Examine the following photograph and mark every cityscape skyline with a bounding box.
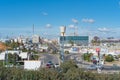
[0,0,120,38]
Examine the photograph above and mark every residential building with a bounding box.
[32,35,40,44]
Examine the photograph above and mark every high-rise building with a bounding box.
[32,35,40,44]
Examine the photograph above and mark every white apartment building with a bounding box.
[32,35,40,44]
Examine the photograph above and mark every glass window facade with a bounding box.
[60,36,89,46]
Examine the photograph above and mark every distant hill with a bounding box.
[0,42,7,51]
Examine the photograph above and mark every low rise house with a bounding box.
[24,60,41,70]
[19,52,28,60]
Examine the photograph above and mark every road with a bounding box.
[39,53,120,74]
[47,43,59,52]
[65,53,120,72]
[40,53,59,67]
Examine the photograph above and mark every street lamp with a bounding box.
[60,26,66,62]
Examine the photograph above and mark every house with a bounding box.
[0,53,5,60]
[0,50,20,60]
[24,60,41,70]
[19,52,28,60]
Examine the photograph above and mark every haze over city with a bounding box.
[0,0,120,38]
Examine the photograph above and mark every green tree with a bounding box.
[0,62,120,80]
[7,53,21,65]
[31,55,39,60]
[105,55,114,62]
[60,60,78,73]
[64,68,80,80]
[83,53,93,62]
[65,51,69,54]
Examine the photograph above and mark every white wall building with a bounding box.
[19,52,28,60]
[32,35,40,44]
[0,53,5,60]
[0,50,27,60]
[14,38,18,43]
[24,60,41,70]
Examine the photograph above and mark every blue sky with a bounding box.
[0,0,120,39]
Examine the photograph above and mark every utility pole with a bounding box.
[5,49,8,67]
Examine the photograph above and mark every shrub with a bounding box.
[83,53,93,62]
[105,55,114,62]
[65,51,69,54]
[0,60,120,80]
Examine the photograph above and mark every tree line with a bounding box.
[0,60,120,80]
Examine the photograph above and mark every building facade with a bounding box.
[59,36,89,46]
[32,35,40,44]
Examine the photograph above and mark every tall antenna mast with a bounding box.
[33,24,34,35]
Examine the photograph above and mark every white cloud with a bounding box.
[82,18,95,23]
[68,24,78,29]
[46,24,52,28]
[72,18,78,24]
[98,27,110,32]
[68,24,75,28]
[42,12,48,16]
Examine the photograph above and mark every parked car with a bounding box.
[46,63,51,68]
[54,63,60,68]
[46,61,54,68]
[48,61,53,65]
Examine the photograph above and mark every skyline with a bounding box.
[0,0,120,38]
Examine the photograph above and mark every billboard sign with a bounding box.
[96,48,100,52]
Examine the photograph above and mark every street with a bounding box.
[65,53,120,74]
[40,53,59,67]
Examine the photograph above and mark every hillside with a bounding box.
[0,42,7,51]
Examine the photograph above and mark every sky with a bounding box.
[0,0,120,39]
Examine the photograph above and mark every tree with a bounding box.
[65,51,69,54]
[7,53,21,65]
[91,36,100,46]
[31,55,39,60]
[64,68,80,80]
[0,61,120,80]
[118,54,120,58]
[105,55,114,62]
[60,60,78,73]
[83,53,93,62]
